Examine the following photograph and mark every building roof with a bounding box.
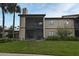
[19,13,79,19]
[45,17,75,20]
[45,14,79,19]
[18,14,46,17]
[62,14,79,18]
[63,14,79,16]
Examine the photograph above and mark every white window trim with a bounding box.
[48,32,54,36]
[49,20,54,24]
[65,20,69,24]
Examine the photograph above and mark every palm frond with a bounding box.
[0,3,8,13]
[7,3,21,13]
[16,6,21,13]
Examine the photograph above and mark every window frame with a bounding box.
[49,20,54,24]
[48,31,54,36]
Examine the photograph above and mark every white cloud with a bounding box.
[20,3,79,17]
[46,3,77,17]
[55,3,76,12]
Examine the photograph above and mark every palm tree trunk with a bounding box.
[2,9,5,38]
[13,12,15,38]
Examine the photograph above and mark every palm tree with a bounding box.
[7,26,13,38]
[0,26,2,38]
[0,3,8,38]
[7,3,21,38]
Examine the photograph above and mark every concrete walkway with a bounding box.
[0,53,47,56]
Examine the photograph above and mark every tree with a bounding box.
[0,3,8,38]
[7,26,13,38]
[0,26,2,38]
[7,3,21,38]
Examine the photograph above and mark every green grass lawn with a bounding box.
[0,40,79,56]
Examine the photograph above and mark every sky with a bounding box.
[0,3,79,27]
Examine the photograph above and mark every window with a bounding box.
[49,20,54,24]
[48,32,54,36]
[48,32,51,36]
[65,20,69,24]
[38,22,42,25]
[51,32,54,36]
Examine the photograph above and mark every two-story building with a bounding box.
[18,8,79,40]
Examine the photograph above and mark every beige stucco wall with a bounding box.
[45,28,75,38]
[45,18,75,38]
[45,19,74,28]
[19,16,26,40]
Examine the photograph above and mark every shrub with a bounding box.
[46,36,60,41]
[57,28,72,38]
[45,36,79,41]
[63,36,79,41]
[0,38,15,43]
